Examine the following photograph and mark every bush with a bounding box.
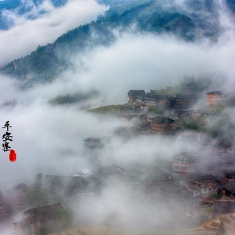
[58,207,74,229]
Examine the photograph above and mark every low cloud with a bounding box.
[0,0,108,67]
[64,32,235,104]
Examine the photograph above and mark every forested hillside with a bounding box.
[1,0,234,86]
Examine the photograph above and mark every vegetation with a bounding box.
[49,91,99,105]
[184,118,201,131]
[26,187,49,207]
[148,106,159,114]
[87,105,125,114]
[0,0,223,85]
[39,228,47,235]
[35,173,43,187]
[26,173,56,207]
[58,207,74,230]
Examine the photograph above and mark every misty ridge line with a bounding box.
[1,0,235,86]
[0,1,235,234]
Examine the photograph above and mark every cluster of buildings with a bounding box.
[115,89,235,136]
[3,88,235,234]
[2,146,235,235]
[127,90,194,109]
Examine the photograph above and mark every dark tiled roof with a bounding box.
[188,173,215,181]
[224,181,235,194]
[14,183,29,192]
[150,116,175,123]
[98,165,127,177]
[24,203,63,220]
[213,200,235,213]
[176,94,195,99]
[84,137,101,143]
[128,90,145,96]
[144,94,158,100]
[44,175,85,189]
[160,183,188,195]
[206,91,222,95]
[221,168,235,175]
[173,152,196,162]
[141,173,171,182]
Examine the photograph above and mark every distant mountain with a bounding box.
[1,0,235,86]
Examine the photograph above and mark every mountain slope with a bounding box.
[1,0,234,86]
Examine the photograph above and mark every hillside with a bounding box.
[1,0,235,85]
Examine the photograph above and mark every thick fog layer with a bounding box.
[1,0,235,235]
[0,0,107,67]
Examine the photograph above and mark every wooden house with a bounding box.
[125,163,172,186]
[187,173,218,198]
[13,203,63,235]
[5,183,29,211]
[175,109,202,122]
[44,175,86,196]
[175,94,196,108]
[220,168,235,184]
[150,116,176,135]
[223,181,235,197]
[0,190,12,218]
[133,120,152,135]
[206,91,223,106]
[156,95,176,108]
[98,165,127,178]
[172,152,195,176]
[127,90,145,104]
[74,169,92,177]
[134,95,144,106]
[83,137,104,149]
[143,94,157,106]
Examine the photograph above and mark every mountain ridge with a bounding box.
[1,0,234,86]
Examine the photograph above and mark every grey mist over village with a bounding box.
[1,0,235,235]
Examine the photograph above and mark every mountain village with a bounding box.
[1,86,235,235]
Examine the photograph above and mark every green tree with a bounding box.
[35,173,43,187]
[184,118,200,131]
[26,187,49,207]
[58,207,74,229]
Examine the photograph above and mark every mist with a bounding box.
[1,0,235,234]
[0,0,108,67]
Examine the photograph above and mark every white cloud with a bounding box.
[65,32,235,104]
[0,0,108,67]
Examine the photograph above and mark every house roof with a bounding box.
[206,91,222,95]
[5,183,29,199]
[213,200,235,213]
[141,173,171,182]
[144,94,158,100]
[23,203,63,220]
[173,152,196,162]
[176,94,195,99]
[44,175,86,189]
[188,173,215,181]
[14,183,29,192]
[84,137,101,143]
[128,90,145,96]
[98,165,127,175]
[224,181,235,194]
[83,138,104,149]
[74,169,92,177]
[160,183,188,195]
[0,190,6,201]
[150,116,175,123]
[221,168,235,175]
